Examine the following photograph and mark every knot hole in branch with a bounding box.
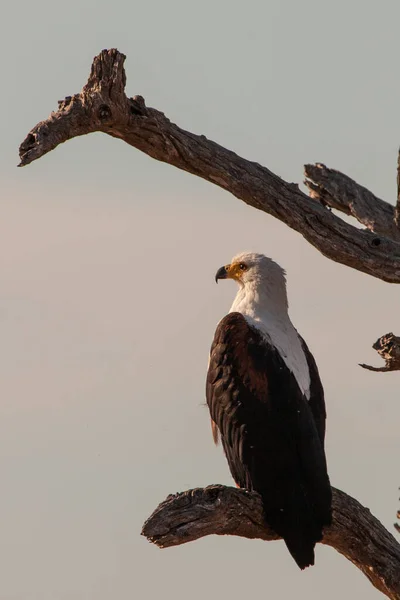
[98,104,112,121]
[370,237,381,247]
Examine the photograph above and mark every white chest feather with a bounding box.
[249,315,310,399]
[230,289,311,399]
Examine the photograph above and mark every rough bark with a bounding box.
[19,49,400,285]
[17,51,400,372]
[142,485,400,600]
[360,333,400,372]
[304,163,400,240]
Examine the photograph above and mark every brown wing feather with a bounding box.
[211,418,219,445]
[206,312,332,570]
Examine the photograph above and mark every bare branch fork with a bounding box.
[18,49,400,371]
[18,49,400,594]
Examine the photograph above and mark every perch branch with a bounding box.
[142,485,400,600]
[19,49,400,283]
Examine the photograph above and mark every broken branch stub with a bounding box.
[360,333,400,372]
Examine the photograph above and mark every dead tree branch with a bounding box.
[19,49,400,284]
[18,49,400,374]
[304,163,399,240]
[360,333,400,372]
[142,485,400,600]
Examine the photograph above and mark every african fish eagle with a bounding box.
[206,252,332,569]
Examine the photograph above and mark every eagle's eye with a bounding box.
[239,263,247,271]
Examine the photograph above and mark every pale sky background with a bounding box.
[2,0,400,598]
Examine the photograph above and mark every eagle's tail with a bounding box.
[261,491,330,570]
[282,529,318,570]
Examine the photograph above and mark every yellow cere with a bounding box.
[226,262,246,280]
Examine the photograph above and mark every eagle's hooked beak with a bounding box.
[215,265,229,283]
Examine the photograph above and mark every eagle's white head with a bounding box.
[215,251,310,398]
[215,252,289,315]
[215,252,286,288]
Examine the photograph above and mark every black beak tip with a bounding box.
[215,266,227,283]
